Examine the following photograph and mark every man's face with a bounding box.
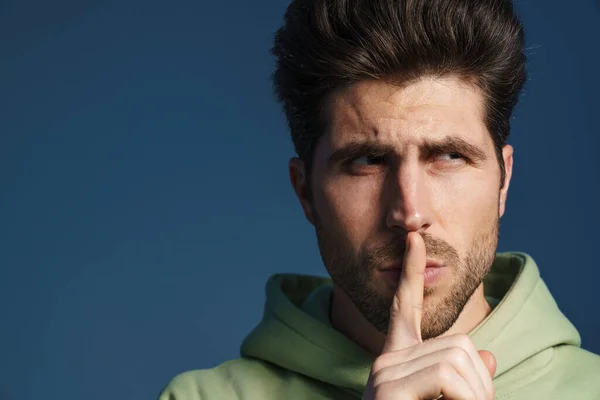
[294,76,512,340]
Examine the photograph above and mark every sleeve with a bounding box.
[157,369,237,400]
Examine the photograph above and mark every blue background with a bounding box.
[1,1,599,399]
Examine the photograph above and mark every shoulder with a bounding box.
[541,346,600,398]
[494,345,600,399]
[552,345,600,377]
[157,358,289,400]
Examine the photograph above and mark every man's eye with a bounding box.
[435,152,465,161]
[351,155,386,165]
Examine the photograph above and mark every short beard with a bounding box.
[315,216,499,340]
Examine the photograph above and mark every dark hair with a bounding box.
[272,0,527,188]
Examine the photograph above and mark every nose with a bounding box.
[385,162,433,233]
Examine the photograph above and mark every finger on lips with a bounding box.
[382,232,427,353]
[369,232,495,400]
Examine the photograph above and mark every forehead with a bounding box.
[325,76,491,148]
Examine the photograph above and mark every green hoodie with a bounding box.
[159,253,600,399]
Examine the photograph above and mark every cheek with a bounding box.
[434,175,499,251]
[316,177,382,246]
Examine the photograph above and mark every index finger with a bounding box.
[382,231,427,353]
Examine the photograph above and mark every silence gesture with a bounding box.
[363,232,497,400]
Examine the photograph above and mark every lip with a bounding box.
[380,259,444,271]
[379,259,446,286]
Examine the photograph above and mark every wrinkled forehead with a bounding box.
[324,76,491,149]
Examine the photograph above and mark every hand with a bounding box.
[363,232,497,400]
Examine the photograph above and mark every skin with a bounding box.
[290,76,513,398]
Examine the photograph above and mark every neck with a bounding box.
[330,283,492,356]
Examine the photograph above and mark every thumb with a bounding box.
[478,350,497,378]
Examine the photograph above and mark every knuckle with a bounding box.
[378,381,410,400]
[372,353,392,372]
[372,381,394,399]
[433,361,454,382]
[390,295,402,313]
[454,333,475,351]
[412,302,423,313]
[370,368,388,388]
[447,347,470,368]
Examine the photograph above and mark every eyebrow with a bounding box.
[421,136,487,161]
[328,136,487,165]
[328,141,395,166]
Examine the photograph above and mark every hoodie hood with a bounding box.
[240,253,581,397]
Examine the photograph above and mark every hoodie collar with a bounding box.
[241,253,580,395]
[470,253,580,378]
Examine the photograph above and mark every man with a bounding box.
[159,0,600,398]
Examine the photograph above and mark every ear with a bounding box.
[289,157,315,225]
[499,144,514,218]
